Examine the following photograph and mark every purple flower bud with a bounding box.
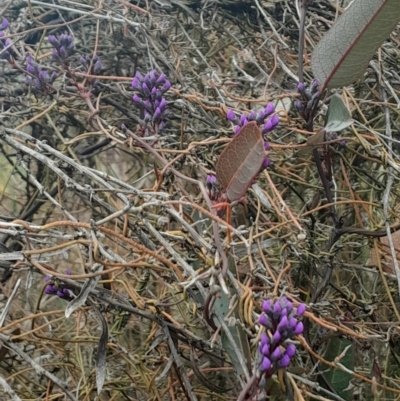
[227,109,236,121]
[264,141,270,151]
[135,71,143,80]
[234,126,240,135]
[279,354,291,368]
[153,107,162,122]
[156,73,166,85]
[142,82,150,97]
[159,98,167,110]
[263,115,279,133]
[59,46,67,59]
[260,332,269,346]
[206,175,217,186]
[295,100,304,112]
[297,82,304,91]
[271,347,282,361]
[272,330,281,344]
[44,276,51,283]
[94,60,102,74]
[286,343,296,358]
[132,94,141,103]
[66,269,71,275]
[273,301,281,315]
[248,110,256,121]
[158,121,166,132]
[48,35,58,47]
[0,18,9,30]
[278,315,288,331]
[294,322,304,335]
[256,109,266,123]
[240,114,248,126]
[262,299,271,313]
[311,79,319,94]
[50,71,57,82]
[296,303,306,316]
[163,80,171,91]
[261,343,270,357]
[265,102,275,116]
[27,64,35,74]
[262,158,271,169]
[261,357,271,372]
[289,317,297,330]
[259,313,269,327]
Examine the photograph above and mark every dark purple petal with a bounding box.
[265,102,275,116]
[206,175,217,186]
[278,315,288,331]
[0,18,9,30]
[261,343,270,357]
[262,158,271,169]
[289,317,297,329]
[260,332,269,346]
[48,35,58,47]
[259,313,269,327]
[239,114,248,126]
[286,343,296,358]
[262,299,271,313]
[132,94,141,103]
[261,357,271,371]
[272,330,281,344]
[279,354,291,368]
[273,301,281,315]
[227,109,236,121]
[163,80,171,91]
[248,110,256,121]
[271,347,282,361]
[296,304,306,316]
[294,322,304,335]
[159,98,167,110]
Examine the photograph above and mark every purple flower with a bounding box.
[25,55,57,92]
[48,33,74,61]
[0,18,9,31]
[296,303,306,316]
[258,296,306,375]
[265,102,275,116]
[279,354,291,368]
[226,109,236,122]
[261,357,271,372]
[286,343,296,358]
[263,115,279,133]
[131,69,171,135]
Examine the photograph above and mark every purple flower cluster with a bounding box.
[0,17,11,59]
[295,81,320,121]
[79,54,102,75]
[44,270,72,300]
[258,296,305,373]
[132,69,171,135]
[226,103,279,136]
[226,103,279,169]
[48,34,74,62]
[25,55,57,92]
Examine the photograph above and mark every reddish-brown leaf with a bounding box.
[216,122,265,202]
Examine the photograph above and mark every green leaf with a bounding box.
[311,0,400,89]
[323,337,354,401]
[213,257,252,376]
[325,94,353,132]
